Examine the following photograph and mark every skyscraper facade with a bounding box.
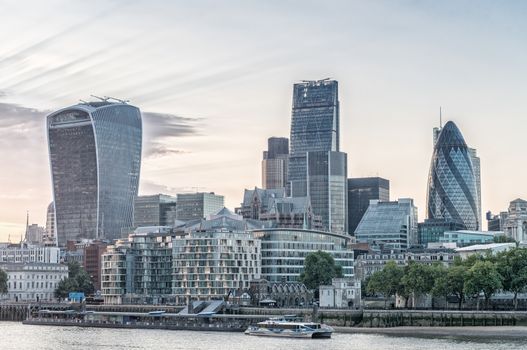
[307,151,347,233]
[262,137,289,189]
[469,148,482,229]
[347,177,390,235]
[47,101,142,245]
[134,194,177,227]
[175,192,224,221]
[355,198,418,251]
[427,121,479,230]
[288,79,339,197]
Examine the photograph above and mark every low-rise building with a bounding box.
[1,262,68,302]
[405,248,457,266]
[319,278,361,309]
[354,252,406,281]
[253,228,354,283]
[440,230,499,247]
[455,243,515,259]
[0,244,60,264]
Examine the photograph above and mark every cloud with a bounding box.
[143,142,189,159]
[141,111,202,139]
[0,102,48,133]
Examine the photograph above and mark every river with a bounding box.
[0,322,525,349]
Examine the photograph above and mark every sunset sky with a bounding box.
[1,0,526,241]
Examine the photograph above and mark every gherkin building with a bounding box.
[426,121,479,230]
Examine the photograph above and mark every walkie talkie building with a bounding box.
[426,121,479,230]
[47,101,142,245]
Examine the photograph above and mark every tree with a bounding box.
[0,268,7,294]
[55,261,95,299]
[464,260,502,310]
[366,261,404,308]
[446,265,467,310]
[430,264,448,308]
[401,262,435,308]
[299,251,343,292]
[496,248,527,309]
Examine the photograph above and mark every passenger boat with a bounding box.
[244,317,333,338]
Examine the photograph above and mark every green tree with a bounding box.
[445,265,468,310]
[55,261,95,299]
[464,260,502,310]
[366,261,404,308]
[0,268,7,294]
[299,251,343,291]
[430,264,449,308]
[496,248,527,309]
[401,262,436,308]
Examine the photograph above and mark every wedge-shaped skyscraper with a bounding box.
[47,101,142,245]
[427,121,479,230]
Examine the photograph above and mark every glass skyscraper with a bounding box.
[427,121,479,230]
[262,137,289,189]
[288,79,339,197]
[347,177,390,235]
[47,101,142,245]
[307,151,347,233]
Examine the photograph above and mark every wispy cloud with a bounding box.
[144,142,189,159]
[0,102,48,131]
[141,111,203,139]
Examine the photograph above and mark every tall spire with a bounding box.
[439,106,442,128]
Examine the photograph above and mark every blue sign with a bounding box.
[68,292,85,302]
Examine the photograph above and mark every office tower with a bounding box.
[427,121,479,230]
[347,177,390,235]
[469,148,482,229]
[355,198,418,251]
[47,100,142,244]
[25,224,46,244]
[175,192,224,221]
[262,137,289,189]
[288,79,339,197]
[134,194,177,227]
[487,211,507,232]
[307,151,347,233]
[45,202,56,244]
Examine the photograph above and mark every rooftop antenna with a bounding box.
[439,106,443,128]
[90,94,109,102]
[79,99,88,104]
[104,96,129,104]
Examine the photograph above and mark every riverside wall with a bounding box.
[3,303,527,328]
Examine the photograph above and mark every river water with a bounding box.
[0,322,525,350]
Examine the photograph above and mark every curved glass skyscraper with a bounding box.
[426,121,479,230]
[47,101,142,245]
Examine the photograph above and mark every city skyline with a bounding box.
[2,1,527,240]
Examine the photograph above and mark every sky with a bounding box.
[0,0,526,241]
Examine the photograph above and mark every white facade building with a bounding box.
[1,262,68,302]
[319,278,361,309]
[0,245,61,264]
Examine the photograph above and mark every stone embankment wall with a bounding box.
[0,304,29,321]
